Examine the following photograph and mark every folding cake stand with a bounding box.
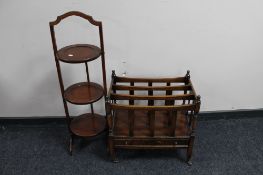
[50,11,107,155]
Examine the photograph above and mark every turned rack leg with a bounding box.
[108,137,118,163]
[186,136,195,166]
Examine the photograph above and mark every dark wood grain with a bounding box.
[64,82,104,105]
[115,76,186,83]
[109,104,196,111]
[70,113,106,137]
[110,93,195,101]
[49,11,108,155]
[57,44,101,63]
[106,71,201,164]
[113,111,188,137]
[112,84,192,91]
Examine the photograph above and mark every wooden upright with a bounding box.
[49,11,107,155]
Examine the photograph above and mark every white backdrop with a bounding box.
[0,0,263,117]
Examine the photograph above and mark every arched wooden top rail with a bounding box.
[49,11,102,27]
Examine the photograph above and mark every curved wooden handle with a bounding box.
[49,11,102,27]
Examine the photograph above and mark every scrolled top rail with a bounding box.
[49,11,102,27]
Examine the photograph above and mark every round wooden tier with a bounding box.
[57,44,101,63]
[64,82,104,105]
[70,113,106,137]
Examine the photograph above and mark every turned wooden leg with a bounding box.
[69,134,74,156]
[187,136,195,166]
[108,137,118,163]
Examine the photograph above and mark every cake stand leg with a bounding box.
[69,134,74,156]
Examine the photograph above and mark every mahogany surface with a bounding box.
[106,70,201,164]
[64,82,104,105]
[114,110,189,137]
[57,44,101,63]
[49,11,108,155]
[70,113,106,137]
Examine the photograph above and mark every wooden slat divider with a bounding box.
[148,82,154,106]
[111,71,117,99]
[148,82,154,131]
[109,104,196,111]
[110,93,195,101]
[129,82,134,105]
[165,82,175,106]
[183,89,187,105]
[165,82,173,126]
[165,82,171,105]
[170,111,177,136]
[128,82,135,136]
[112,84,192,91]
[150,110,155,137]
[115,76,186,83]
[128,110,134,136]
